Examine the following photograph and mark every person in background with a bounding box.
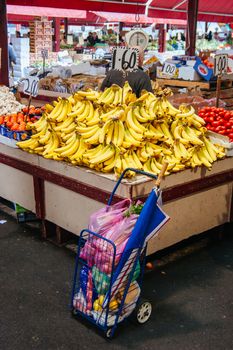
[8,37,17,69]
[87,32,94,46]
[92,32,100,45]
[100,46,153,97]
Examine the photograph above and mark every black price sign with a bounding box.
[111,47,139,72]
[22,76,39,97]
[214,54,228,76]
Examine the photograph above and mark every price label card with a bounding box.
[162,62,177,77]
[214,54,228,76]
[41,49,49,59]
[22,76,39,97]
[111,47,139,72]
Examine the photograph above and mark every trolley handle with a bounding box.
[107,168,157,206]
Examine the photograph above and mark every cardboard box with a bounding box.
[178,66,202,81]
[194,57,214,81]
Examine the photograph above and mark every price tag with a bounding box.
[111,47,139,72]
[162,62,177,77]
[41,49,48,59]
[214,54,228,76]
[22,76,39,97]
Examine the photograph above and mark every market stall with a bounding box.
[0,141,232,254]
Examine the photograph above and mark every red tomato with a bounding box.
[209,116,215,122]
[228,133,233,139]
[218,130,226,135]
[224,112,230,120]
[212,121,221,127]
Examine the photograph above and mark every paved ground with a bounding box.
[0,209,233,350]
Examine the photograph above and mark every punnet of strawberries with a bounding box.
[198,106,233,142]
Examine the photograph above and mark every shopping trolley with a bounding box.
[71,166,168,338]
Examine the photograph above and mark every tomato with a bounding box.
[226,128,232,134]
[228,133,233,139]
[0,116,4,124]
[199,112,205,118]
[209,116,215,122]
[224,122,232,128]
[224,112,230,120]
[218,130,226,135]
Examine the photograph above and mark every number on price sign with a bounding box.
[22,76,39,97]
[214,54,228,76]
[111,47,139,72]
[162,62,177,77]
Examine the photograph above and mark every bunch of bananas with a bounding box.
[17,82,226,178]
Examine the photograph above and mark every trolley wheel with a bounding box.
[105,328,113,339]
[71,308,78,316]
[135,298,152,324]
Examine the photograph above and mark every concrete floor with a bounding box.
[0,209,233,350]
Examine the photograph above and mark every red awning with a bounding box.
[92,11,186,25]
[7,5,87,18]
[6,0,233,23]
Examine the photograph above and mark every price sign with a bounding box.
[111,47,139,72]
[22,76,39,97]
[214,54,228,76]
[41,49,48,59]
[162,62,177,77]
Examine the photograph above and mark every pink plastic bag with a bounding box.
[88,198,131,235]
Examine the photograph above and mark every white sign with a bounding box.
[111,47,139,72]
[162,62,177,77]
[22,76,39,97]
[214,54,228,76]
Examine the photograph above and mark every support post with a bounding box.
[64,18,68,40]
[158,24,166,53]
[185,0,199,56]
[53,18,60,52]
[0,0,9,86]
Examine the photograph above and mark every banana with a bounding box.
[177,105,195,118]
[56,100,71,122]
[137,148,148,163]
[139,105,152,121]
[106,122,114,145]
[78,125,100,139]
[173,141,183,160]
[143,159,153,174]
[61,122,76,134]
[85,101,94,121]
[70,138,88,162]
[76,101,91,122]
[43,132,60,155]
[89,145,115,164]
[99,119,112,144]
[150,158,161,174]
[177,140,190,159]
[68,101,86,118]
[112,88,120,106]
[159,121,173,143]
[47,99,64,121]
[116,120,125,147]
[31,121,48,138]
[131,150,143,169]
[127,108,145,134]
[54,133,76,154]
[182,126,203,146]
[39,128,52,145]
[127,125,144,142]
[133,106,149,123]
[98,87,113,103]
[192,151,202,166]
[197,148,212,168]
[17,137,39,149]
[54,116,74,132]
[102,89,115,105]
[61,135,80,158]
[84,129,102,145]
[112,120,119,146]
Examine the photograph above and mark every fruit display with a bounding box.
[0,106,44,132]
[17,82,226,177]
[0,86,24,116]
[198,106,233,142]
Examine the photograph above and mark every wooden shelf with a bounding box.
[157,78,210,89]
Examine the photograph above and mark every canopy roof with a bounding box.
[6,0,233,22]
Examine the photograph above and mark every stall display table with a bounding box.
[0,142,232,254]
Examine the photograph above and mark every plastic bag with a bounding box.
[88,198,131,235]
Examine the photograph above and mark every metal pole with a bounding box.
[185,0,199,56]
[53,18,61,52]
[216,74,222,108]
[64,18,68,40]
[158,24,166,53]
[0,0,9,86]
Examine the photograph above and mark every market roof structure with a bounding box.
[6,0,233,22]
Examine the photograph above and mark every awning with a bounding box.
[92,11,187,25]
[6,5,87,18]
[6,0,233,23]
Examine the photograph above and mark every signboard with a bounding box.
[162,62,177,77]
[111,47,139,72]
[22,76,39,97]
[214,54,228,76]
